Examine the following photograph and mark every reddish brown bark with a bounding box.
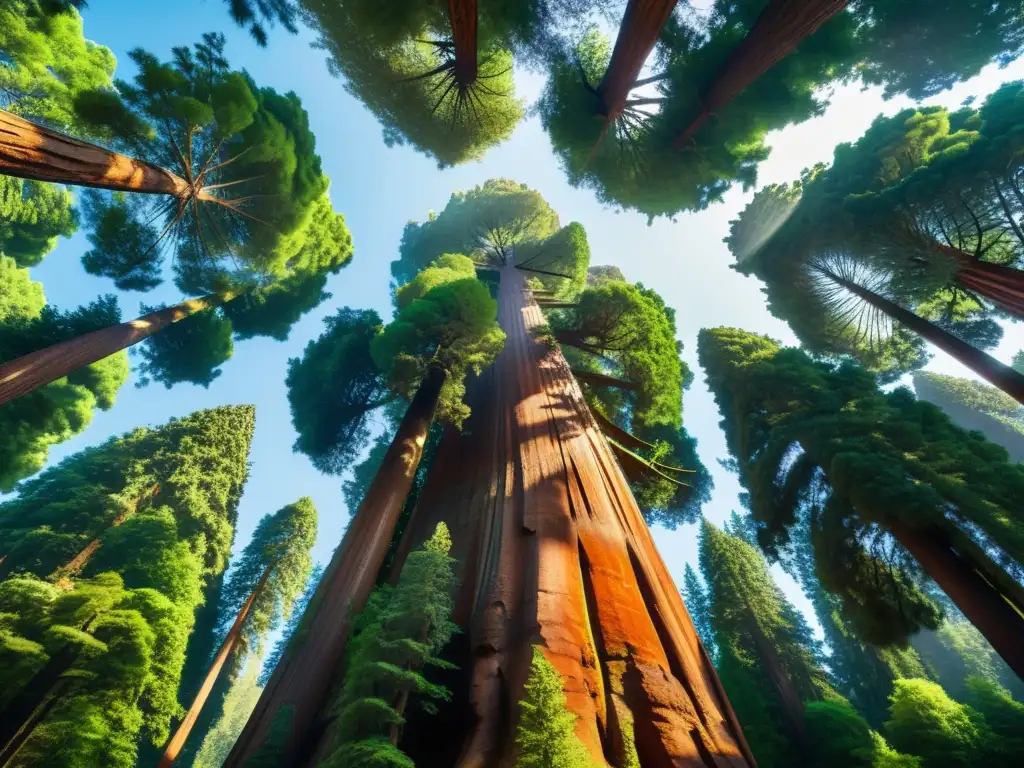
[449,0,479,85]
[937,244,1024,317]
[673,0,847,147]
[831,272,1024,404]
[0,291,236,407]
[0,109,191,196]
[887,519,1024,682]
[158,564,272,767]
[224,365,447,768]
[598,0,679,120]
[393,269,753,767]
[571,368,639,391]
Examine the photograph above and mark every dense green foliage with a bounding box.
[698,519,836,767]
[0,406,255,766]
[392,179,560,284]
[176,497,316,766]
[515,221,591,299]
[514,645,595,768]
[0,256,129,490]
[697,327,1024,648]
[134,303,235,389]
[0,177,77,267]
[884,679,993,767]
[222,0,298,46]
[301,0,525,168]
[912,372,1024,462]
[318,523,457,767]
[804,700,918,768]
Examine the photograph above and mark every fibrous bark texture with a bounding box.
[390,267,753,767]
[224,365,446,767]
[0,292,235,407]
[0,109,190,196]
[599,0,679,119]
[938,244,1024,318]
[674,0,847,146]
[449,0,479,84]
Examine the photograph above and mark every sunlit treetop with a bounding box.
[74,32,333,291]
[0,177,77,267]
[393,178,560,284]
[515,221,591,299]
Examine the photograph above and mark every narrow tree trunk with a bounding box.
[743,602,808,748]
[516,265,573,280]
[49,484,161,581]
[225,365,447,768]
[597,0,679,119]
[571,368,638,390]
[0,677,75,767]
[0,291,236,407]
[887,519,1024,683]
[0,109,191,196]
[831,273,1024,404]
[937,244,1024,317]
[673,0,847,147]
[449,0,478,85]
[158,564,273,767]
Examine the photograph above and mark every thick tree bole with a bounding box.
[158,565,273,767]
[0,292,234,407]
[0,109,191,196]
[937,244,1024,317]
[571,368,639,390]
[598,0,679,119]
[673,0,847,147]
[449,0,478,84]
[224,365,446,768]
[887,519,1024,682]
[831,274,1024,404]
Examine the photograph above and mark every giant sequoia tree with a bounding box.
[0,405,255,767]
[698,326,1024,682]
[229,195,751,765]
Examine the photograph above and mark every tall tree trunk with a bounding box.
[0,109,193,196]
[0,616,96,754]
[571,368,639,390]
[225,365,447,768]
[0,291,236,407]
[449,0,478,85]
[887,519,1024,683]
[673,0,847,147]
[0,677,76,767]
[743,602,808,749]
[937,244,1024,317]
[49,483,161,581]
[158,564,273,767]
[391,269,753,767]
[831,272,1024,404]
[597,0,679,119]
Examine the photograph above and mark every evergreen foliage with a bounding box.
[392,179,560,284]
[0,177,77,267]
[0,406,254,766]
[805,700,918,768]
[192,660,263,768]
[319,523,458,766]
[0,256,128,490]
[698,327,1024,648]
[134,303,234,389]
[681,563,715,657]
[514,645,594,768]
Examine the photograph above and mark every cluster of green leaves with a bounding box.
[0,406,256,766]
[697,327,1024,648]
[392,179,560,284]
[0,255,129,490]
[318,523,458,767]
[514,646,596,768]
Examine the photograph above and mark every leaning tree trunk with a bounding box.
[0,109,193,196]
[0,290,236,407]
[158,564,273,767]
[597,0,679,120]
[0,676,77,767]
[571,368,639,390]
[449,0,478,85]
[830,272,1024,404]
[886,519,1024,683]
[674,0,847,147]
[376,267,755,767]
[224,365,447,767]
[937,244,1024,317]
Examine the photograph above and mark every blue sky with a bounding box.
[21,0,1024,639]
